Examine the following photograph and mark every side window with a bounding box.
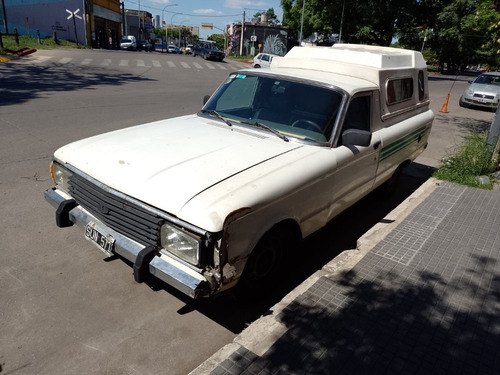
[343,95,371,131]
[261,54,270,62]
[418,70,425,101]
[386,77,413,104]
[339,94,371,145]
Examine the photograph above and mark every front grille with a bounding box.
[69,173,163,247]
[473,93,495,100]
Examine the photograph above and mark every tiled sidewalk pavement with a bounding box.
[211,182,500,375]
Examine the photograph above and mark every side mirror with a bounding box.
[342,129,372,147]
[203,95,211,105]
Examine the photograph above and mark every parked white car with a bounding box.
[253,52,275,68]
[45,44,434,299]
[120,35,137,51]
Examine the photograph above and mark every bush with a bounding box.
[433,132,498,189]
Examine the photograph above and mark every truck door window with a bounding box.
[339,95,371,145]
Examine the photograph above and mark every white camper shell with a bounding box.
[45,45,434,298]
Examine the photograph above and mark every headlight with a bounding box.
[50,162,72,192]
[161,224,200,265]
[466,89,474,95]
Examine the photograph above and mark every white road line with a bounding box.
[166,61,175,68]
[57,57,73,64]
[101,59,112,66]
[216,64,227,70]
[137,60,146,67]
[80,58,92,65]
[34,56,53,64]
[119,59,128,66]
[205,63,216,70]
[180,62,190,69]
[192,62,203,69]
[152,60,161,67]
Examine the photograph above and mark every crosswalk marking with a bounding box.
[11,54,248,71]
[57,57,72,64]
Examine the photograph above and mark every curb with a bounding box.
[190,177,440,374]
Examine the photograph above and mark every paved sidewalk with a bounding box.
[192,179,500,374]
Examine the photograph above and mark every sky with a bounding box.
[123,0,284,39]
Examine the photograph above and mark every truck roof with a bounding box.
[272,44,426,86]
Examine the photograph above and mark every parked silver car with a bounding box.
[459,72,500,110]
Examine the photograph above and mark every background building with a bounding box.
[0,0,121,49]
[124,9,153,41]
[228,16,290,57]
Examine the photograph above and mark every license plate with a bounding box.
[476,98,488,103]
[85,222,115,257]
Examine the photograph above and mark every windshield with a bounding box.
[475,74,500,85]
[202,73,343,143]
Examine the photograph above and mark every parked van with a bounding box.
[120,35,137,51]
[45,44,433,299]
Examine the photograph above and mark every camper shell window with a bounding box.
[386,77,413,105]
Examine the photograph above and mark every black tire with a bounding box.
[254,64,261,68]
[238,230,286,295]
[379,164,404,198]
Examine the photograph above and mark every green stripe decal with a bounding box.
[381,127,427,161]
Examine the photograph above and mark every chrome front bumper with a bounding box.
[44,188,210,299]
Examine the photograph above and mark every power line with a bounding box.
[123,0,240,18]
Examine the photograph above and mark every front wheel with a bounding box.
[238,231,285,295]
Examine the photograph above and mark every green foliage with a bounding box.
[253,8,280,26]
[0,34,84,54]
[281,0,414,45]
[433,132,498,189]
[281,0,500,71]
[154,27,165,37]
[207,34,225,50]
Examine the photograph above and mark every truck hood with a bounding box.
[55,114,302,217]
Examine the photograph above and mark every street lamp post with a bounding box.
[299,0,306,43]
[171,13,184,49]
[162,3,178,52]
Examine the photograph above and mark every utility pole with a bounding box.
[121,2,126,36]
[239,10,245,56]
[1,0,8,34]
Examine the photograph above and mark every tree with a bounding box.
[433,0,500,71]
[396,0,500,72]
[280,0,416,45]
[208,34,225,50]
[253,8,280,26]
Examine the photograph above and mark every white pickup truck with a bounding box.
[45,44,434,299]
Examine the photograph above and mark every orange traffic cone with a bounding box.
[440,93,450,113]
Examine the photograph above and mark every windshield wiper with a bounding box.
[200,109,232,127]
[243,121,289,142]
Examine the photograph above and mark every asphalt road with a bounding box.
[0,48,495,375]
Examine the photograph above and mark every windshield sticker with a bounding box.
[235,74,246,79]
